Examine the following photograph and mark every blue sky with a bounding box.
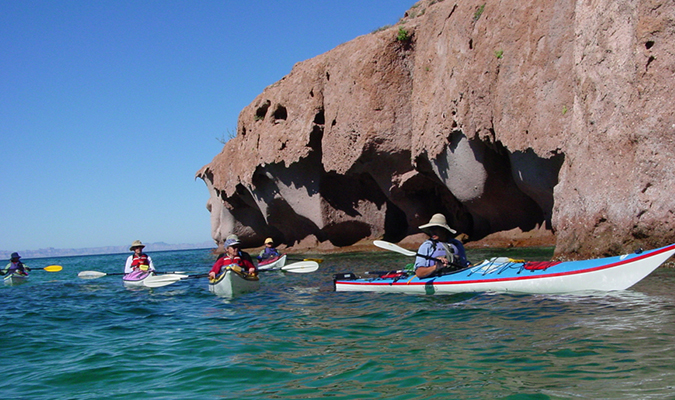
[1,0,415,252]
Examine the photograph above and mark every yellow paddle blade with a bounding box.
[304,258,323,263]
[44,265,63,272]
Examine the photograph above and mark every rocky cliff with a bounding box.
[197,0,675,259]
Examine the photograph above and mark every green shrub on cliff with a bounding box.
[397,27,410,42]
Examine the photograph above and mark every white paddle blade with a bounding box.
[143,279,180,288]
[77,270,108,279]
[373,240,417,257]
[142,275,187,288]
[281,261,319,273]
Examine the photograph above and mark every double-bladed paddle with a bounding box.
[77,259,320,288]
[77,270,186,279]
[140,260,321,288]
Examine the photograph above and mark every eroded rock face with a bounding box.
[197,0,675,259]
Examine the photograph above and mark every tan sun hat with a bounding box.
[418,213,457,234]
[129,240,146,251]
[264,238,274,244]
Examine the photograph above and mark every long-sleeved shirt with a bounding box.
[124,254,155,274]
[2,261,29,275]
[414,238,470,270]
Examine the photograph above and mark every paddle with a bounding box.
[78,271,124,279]
[33,265,63,272]
[77,270,188,279]
[372,240,466,270]
[281,261,319,273]
[287,257,324,263]
[142,274,189,288]
[142,260,321,288]
[147,260,319,286]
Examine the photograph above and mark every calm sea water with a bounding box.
[2,247,675,400]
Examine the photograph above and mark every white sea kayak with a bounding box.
[208,266,260,297]
[3,272,29,286]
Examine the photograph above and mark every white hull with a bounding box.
[257,254,287,271]
[3,273,29,285]
[209,269,260,297]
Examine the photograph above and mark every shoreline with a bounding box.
[232,227,557,256]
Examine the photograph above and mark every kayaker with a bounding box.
[257,237,281,262]
[414,213,470,278]
[208,236,256,279]
[124,240,156,274]
[226,234,255,266]
[2,252,31,275]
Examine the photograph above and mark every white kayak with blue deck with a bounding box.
[334,243,675,295]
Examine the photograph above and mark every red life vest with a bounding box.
[131,253,150,268]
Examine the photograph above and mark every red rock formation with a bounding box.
[197,0,675,259]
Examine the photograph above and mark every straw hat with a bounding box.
[418,213,457,234]
[264,238,274,244]
[129,240,146,251]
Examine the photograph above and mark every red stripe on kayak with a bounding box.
[337,243,675,287]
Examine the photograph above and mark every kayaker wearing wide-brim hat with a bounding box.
[208,236,256,279]
[414,213,470,278]
[124,240,155,274]
[2,252,31,276]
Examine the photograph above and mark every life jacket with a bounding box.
[259,247,280,260]
[217,255,245,273]
[428,239,452,263]
[6,261,27,275]
[131,253,150,270]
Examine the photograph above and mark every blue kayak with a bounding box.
[334,243,675,295]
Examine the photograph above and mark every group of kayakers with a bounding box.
[206,235,281,279]
[6,213,466,281]
[123,235,281,281]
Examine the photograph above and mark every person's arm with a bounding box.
[414,241,447,278]
[415,264,440,278]
[124,256,133,274]
[241,258,256,275]
[208,258,224,279]
[147,256,155,271]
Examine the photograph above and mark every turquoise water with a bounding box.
[2,247,675,399]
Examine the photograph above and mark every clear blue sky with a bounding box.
[1,0,415,252]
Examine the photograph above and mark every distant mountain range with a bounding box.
[1,241,215,260]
